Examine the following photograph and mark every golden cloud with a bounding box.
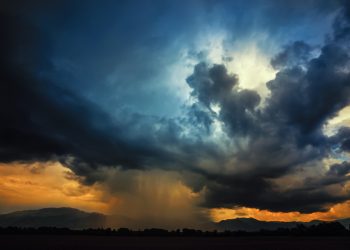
[0,162,110,214]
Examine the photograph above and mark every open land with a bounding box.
[0,235,350,250]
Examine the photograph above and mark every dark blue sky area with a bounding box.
[12,0,339,117]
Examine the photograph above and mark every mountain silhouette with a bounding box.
[0,207,349,231]
[0,207,106,229]
[217,217,350,232]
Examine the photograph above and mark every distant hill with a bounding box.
[0,207,349,231]
[216,217,350,232]
[0,207,106,229]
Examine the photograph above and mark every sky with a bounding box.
[1,0,350,229]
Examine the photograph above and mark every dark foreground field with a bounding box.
[0,235,350,250]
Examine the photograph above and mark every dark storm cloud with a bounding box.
[342,139,350,151]
[327,162,350,177]
[204,179,347,213]
[186,63,260,136]
[187,63,239,107]
[0,3,225,185]
[183,2,350,212]
[2,0,350,215]
[187,103,214,133]
[0,7,188,184]
[266,43,350,135]
[184,60,339,212]
[329,127,350,152]
[270,41,313,69]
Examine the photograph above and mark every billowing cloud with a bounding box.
[183,2,350,213]
[270,41,314,70]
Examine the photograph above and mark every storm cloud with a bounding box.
[183,1,350,213]
[1,0,350,218]
[0,6,180,183]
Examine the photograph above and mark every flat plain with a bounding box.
[1,235,350,250]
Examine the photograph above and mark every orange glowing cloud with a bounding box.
[0,162,113,214]
[0,162,206,229]
[210,201,350,223]
[3,161,350,227]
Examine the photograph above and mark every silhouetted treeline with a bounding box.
[0,222,349,237]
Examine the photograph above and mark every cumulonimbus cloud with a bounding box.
[1,1,350,215]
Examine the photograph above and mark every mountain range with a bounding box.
[218,217,350,231]
[0,207,106,229]
[0,207,349,231]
